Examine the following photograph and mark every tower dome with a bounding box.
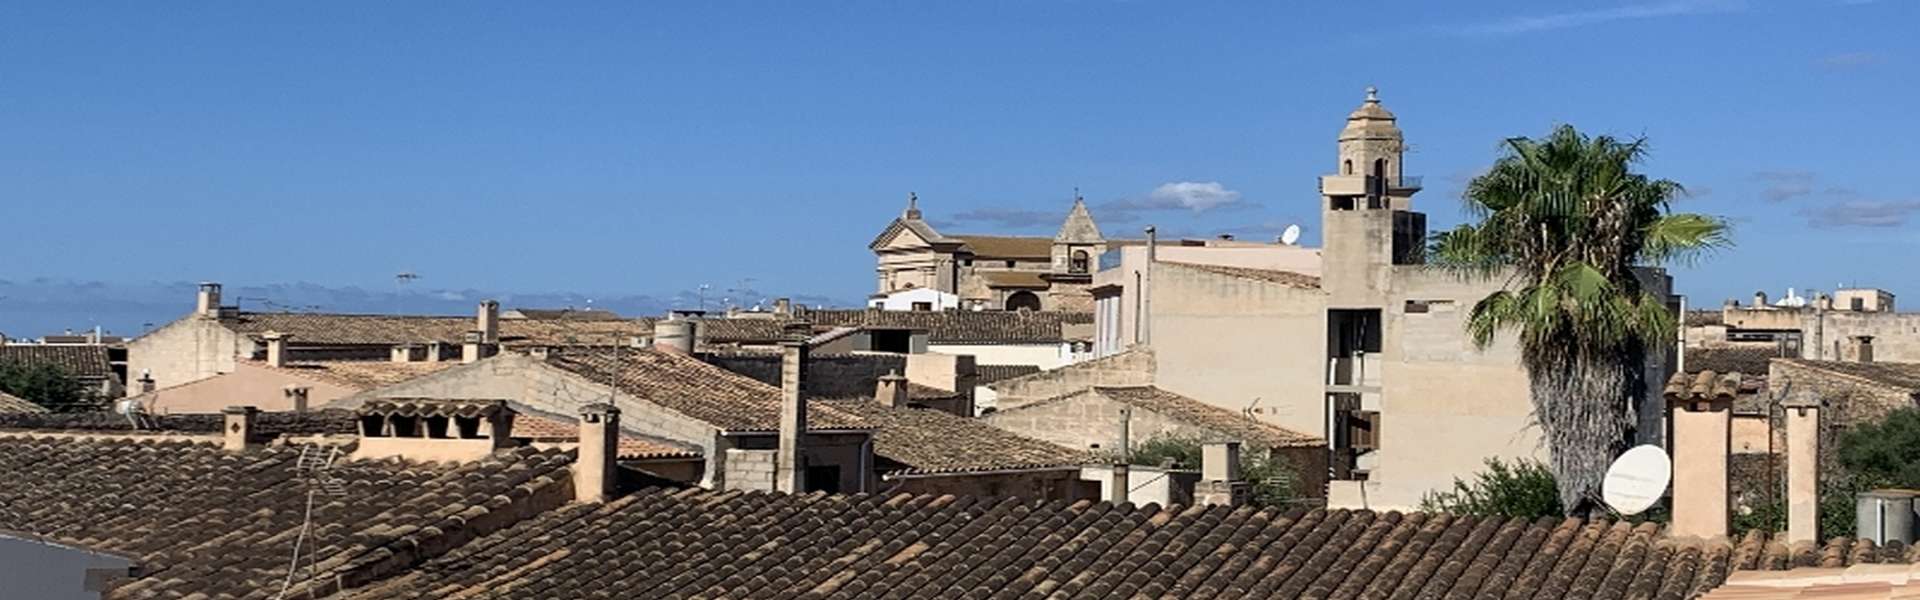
[1340,86,1402,143]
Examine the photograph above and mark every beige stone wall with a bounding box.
[928,343,1068,369]
[722,448,776,492]
[986,349,1154,408]
[127,316,245,392]
[139,363,360,414]
[1094,244,1324,354]
[1149,264,1329,436]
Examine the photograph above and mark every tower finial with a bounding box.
[904,192,921,219]
[1365,86,1379,102]
[1074,186,1082,203]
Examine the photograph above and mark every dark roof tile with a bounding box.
[0,345,113,379]
[802,309,1091,345]
[814,399,1089,475]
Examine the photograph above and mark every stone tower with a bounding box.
[1319,87,1425,304]
[1050,194,1106,276]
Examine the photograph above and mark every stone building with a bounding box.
[1688,287,1920,364]
[869,194,1107,312]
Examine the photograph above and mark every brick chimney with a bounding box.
[477,300,500,344]
[1784,396,1821,543]
[654,318,696,354]
[223,405,259,452]
[875,370,909,408]
[196,282,223,318]
[1195,441,1251,507]
[1850,335,1875,363]
[575,403,620,503]
[775,341,809,494]
[462,330,497,364]
[262,331,291,368]
[1666,371,1734,539]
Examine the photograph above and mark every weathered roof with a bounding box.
[803,308,1091,345]
[0,344,114,379]
[1687,346,1786,376]
[976,269,1051,289]
[1685,310,1726,327]
[0,389,47,414]
[1162,261,1323,289]
[954,234,1053,259]
[219,312,651,346]
[508,412,703,460]
[256,359,454,390]
[1093,386,1324,448]
[1776,360,1920,392]
[503,308,625,321]
[351,488,1916,600]
[0,409,359,436]
[543,349,867,432]
[976,363,1042,384]
[1667,370,1749,403]
[1054,197,1104,244]
[815,399,1089,475]
[0,435,573,599]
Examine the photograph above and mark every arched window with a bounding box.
[1006,291,1042,311]
[1343,159,1353,175]
[1371,158,1389,205]
[1069,250,1090,274]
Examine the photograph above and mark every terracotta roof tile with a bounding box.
[1085,386,1324,448]
[507,412,702,460]
[952,235,1054,259]
[977,270,1050,289]
[543,348,867,432]
[976,363,1041,384]
[0,389,47,414]
[803,308,1091,344]
[1778,359,1920,392]
[814,399,1089,475]
[254,359,454,390]
[0,345,114,379]
[1687,345,1788,376]
[350,491,1919,600]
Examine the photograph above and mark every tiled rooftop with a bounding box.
[508,412,703,460]
[255,359,454,390]
[976,363,1042,384]
[0,389,48,414]
[543,348,868,432]
[804,308,1092,345]
[814,399,1089,475]
[1089,386,1325,448]
[953,234,1054,259]
[350,488,1914,600]
[1162,261,1323,289]
[0,435,573,599]
[1778,359,1920,392]
[1686,345,1788,376]
[0,344,114,379]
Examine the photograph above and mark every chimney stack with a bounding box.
[390,344,417,363]
[875,370,909,408]
[1141,226,1156,346]
[222,406,259,452]
[462,330,496,364]
[262,331,291,368]
[775,341,809,494]
[197,282,223,318]
[477,300,500,344]
[1784,396,1821,543]
[283,385,310,412]
[1666,371,1734,539]
[774,298,792,317]
[137,371,155,395]
[654,318,696,354]
[1109,463,1130,503]
[423,341,448,362]
[1195,441,1252,507]
[1753,290,1769,308]
[575,403,621,503]
[1851,335,1875,363]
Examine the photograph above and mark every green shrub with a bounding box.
[0,361,97,412]
[1420,458,1562,518]
[1107,434,1301,508]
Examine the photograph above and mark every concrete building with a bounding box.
[1688,287,1920,364]
[869,193,1108,312]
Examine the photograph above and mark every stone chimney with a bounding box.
[1141,226,1157,346]
[875,370,909,408]
[1195,441,1251,507]
[575,403,621,503]
[1666,371,1735,539]
[283,385,310,412]
[1817,294,1834,311]
[774,298,792,317]
[390,344,417,363]
[1753,290,1769,308]
[262,331,291,368]
[477,300,500,344]
[196,282,223,318]
[423,341,449,362]
[1850,335,1875,363]
[1784,396,1821,543]
[137,371,155,395]
[775,341,809,494]
[222,405,259,452]
[1109,463,1130,503]
[462,330,497,364]
[654,318,696,354]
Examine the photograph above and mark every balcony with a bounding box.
[1318,174,1423,196]
[1387,175,1422,192]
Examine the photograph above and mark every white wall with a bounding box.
[929,343,1071,369]
[868,288,962,311]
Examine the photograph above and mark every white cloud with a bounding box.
[1448,0,1745,36]
[1803,200,1920,228]
[1144,181,1243,212]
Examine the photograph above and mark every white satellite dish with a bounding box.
[1279,224,1302,246]
[1601,444,1671,515]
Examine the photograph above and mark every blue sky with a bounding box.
[1,1,1915,335]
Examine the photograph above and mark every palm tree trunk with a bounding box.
[1528,346,1640,513]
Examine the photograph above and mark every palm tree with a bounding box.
[1430,125,1729,514]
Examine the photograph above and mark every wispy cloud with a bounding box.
[1446,0,1745,36]
[940,207,1066,230]
[1106,181,1245,212]
[1753,170,1816,202]
[1802,200,1920,228]
[1818,51,1885,70]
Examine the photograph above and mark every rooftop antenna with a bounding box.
[1599,444,1671,516]
[1280,224,1302,246]
[274,444,347,600]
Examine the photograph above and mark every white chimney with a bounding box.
[575,403,621,503]
[197,282,223,318]
[223,405,258,452]
[875,370,909,408]
[262,331,291,368]
[775,341,808,494]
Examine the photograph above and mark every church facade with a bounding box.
[869,195,1106,312]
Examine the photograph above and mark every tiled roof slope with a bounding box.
[1686,345,1787,375]
[543,349,866,432]
[0,344,114,379]
[0,409,358,436]
[353,488,1914,600]
[977,363,1042,383]
[1685,310,1726,327]
[221,312,651,346]
[815,399,1089,475]
[1162,261,1323,289]
[508,412,702,460]
[1095,386,1324,448]
[1779,359,1920,392]
[804,308,1092,344]
[0,389,47,413]
[257,359,454,390]
[0,436,573,599]
[953,234,1053,259]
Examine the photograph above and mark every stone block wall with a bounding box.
[723,448,776,492]
[987,349,1153,409]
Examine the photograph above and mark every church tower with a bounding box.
[1319,87,1426,303]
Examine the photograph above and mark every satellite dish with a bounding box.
[1601,444,1671,515]
[1280,224,1302,246]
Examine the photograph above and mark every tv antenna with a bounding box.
[274,444,347,600]
[1600,444,1671,516]
[1280,224,1302,246]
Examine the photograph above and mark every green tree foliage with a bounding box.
[0,361,96,412]
[1430,125,1730,513]
[1113,434,1301,508]
[1420,458,1562,518]
[1819,408,1920,537]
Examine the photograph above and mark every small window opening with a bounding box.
[424,415,451,438]
[391,415,420,437]
[455,416,483,439]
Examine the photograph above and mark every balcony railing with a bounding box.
[1317,174,1423,195]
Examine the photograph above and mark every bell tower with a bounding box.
[1319,87,1426,303]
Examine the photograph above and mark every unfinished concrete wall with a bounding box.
[986,349,1153,409]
